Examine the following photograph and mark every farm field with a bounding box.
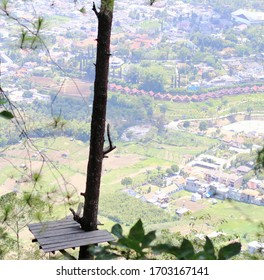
[1,133,263,246]
[1,93,264,249]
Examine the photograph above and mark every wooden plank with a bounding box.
[30,226,82,239]
[29,219,77,230]
[37,230,111,245]
[28,219,115,253]
[29,224,80,237]
[42,233,115,252]
[29,222,80,235]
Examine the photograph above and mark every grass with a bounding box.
[149,198,264,244]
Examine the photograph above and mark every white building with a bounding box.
[248,241,264,255]
[231,9,264,25]
[191,193,202,202]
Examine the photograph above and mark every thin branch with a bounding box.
[103,124,116,158]
[69,207,82,225]
[92,2,99,17]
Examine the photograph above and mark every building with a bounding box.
[204,170,243,189]
[192,160,219,170]
[175,207,190,217]
[185,177,200,192]
[231,9,264,25]
[247,241,264,255]
[240,189,260,204]
[208,182,229,200]
[191,193,202,202]
[247,179,263,190]
[236,165,251,175]
[192,154,227,170]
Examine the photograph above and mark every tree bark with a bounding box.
[78,3,113,260]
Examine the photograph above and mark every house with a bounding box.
[185,177,200,192]
[192,160,219,170]
[240,189,260,204]
[236,165,251,175]
[208,182,229,200]
[204,170,243,189]
[254,196,264,206]
[247,179,262,190]
[191,193,202,202]
[157,193,169,204]
[228,189,242,202]
[163,184,180,196]
[143,192,158,204]
[231,9,264,25]
[175,207,190,217]
[247,241,264,255]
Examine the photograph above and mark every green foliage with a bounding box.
[218,242,242,260]
[121,177,133,187]
[154,236,241,260]
[0,226,15,260]
[199,121,208,131]
[79,7,86,14]
[0,110,14,120]
[0,0,9,12]
[91,219,242,260]
[255,147,264,173]
[171,164,179,173]
[99,191,174,225]
[0,191,52,258]
[183,120,190,128]
[0,98,13,119]
[101,0,115,12]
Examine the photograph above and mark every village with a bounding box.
[0,0,264,100]
[123,115,264,211]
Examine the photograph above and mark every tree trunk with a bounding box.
[78,2,114,260]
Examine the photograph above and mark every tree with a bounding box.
[183,120,190,128]
[255,147,264,174]
[159,104,167,115]
[166,168,174,176]
[140,71,164,92]
[121,177,133,187]
[125,65,140,84]
[0,192,49,259]
[76,0,116,260]
[199,121,208,131]
[171,164,179,173]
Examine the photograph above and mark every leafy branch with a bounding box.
[90,219,242,260]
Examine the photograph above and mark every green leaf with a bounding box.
[218,242,241,260]
[178,238,196,259]
[128,219,145,242]
[118,237,141,253]
[111,223,123,239]
[203,236,216,259]
[0,99,7,105]
[142,230,156,248]
[79,6,86,14]
[0,110,14,120]
[153,239,196,260]
[195,236,216,260]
